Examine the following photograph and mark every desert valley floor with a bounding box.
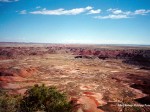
[0,43,150,112]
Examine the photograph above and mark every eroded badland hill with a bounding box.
[0,43,150,112]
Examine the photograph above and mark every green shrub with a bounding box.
[20,84,73,112]
[0,90,21,112]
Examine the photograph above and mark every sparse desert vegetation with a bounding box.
[0,84,73,112]
[0,43,150,112]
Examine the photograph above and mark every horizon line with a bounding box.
[0,41,150,46]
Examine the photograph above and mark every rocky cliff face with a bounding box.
[0,46,150,68]
[70,48,150,68]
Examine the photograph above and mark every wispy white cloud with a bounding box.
[94,14,129,19]
[95,8,131,19]
[87,9,101,14]
[95,8,150,19]
[107,8,150,16]
[19,10,27,14]
[134,9,150,15]
[30,6,93,15]
[107,8,132,15]
[17,6,150,20]
[0,0,18,2]
[107,8,122,14]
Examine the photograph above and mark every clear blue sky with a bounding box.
[0,0,150,44]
